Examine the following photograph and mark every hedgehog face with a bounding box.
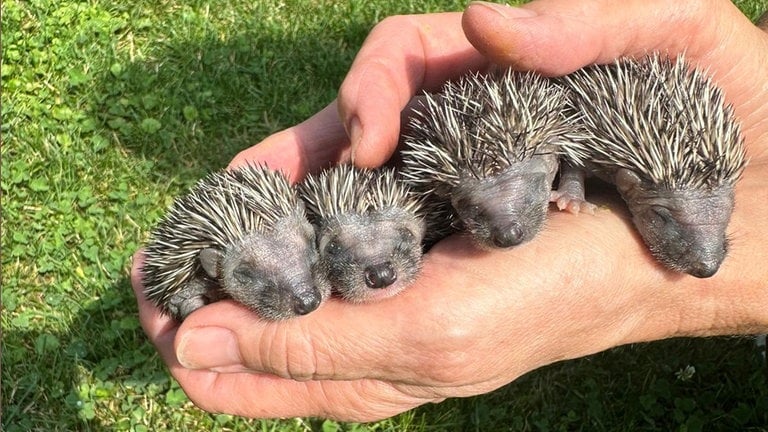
[451,157,558,249]
[199,218,330,320]
[617,170,735,278]
[317,209,425,303]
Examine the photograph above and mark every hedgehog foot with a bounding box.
[166,277,223,321]
[551,165,596,215]
[551,189,597,215]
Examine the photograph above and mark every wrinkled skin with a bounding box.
[199,215,331,320]
[316,208,425,302]
[131,0,768,422]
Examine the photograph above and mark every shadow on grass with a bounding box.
[3,275,163,432]
[446,338,768,431]
[90,26,364,184]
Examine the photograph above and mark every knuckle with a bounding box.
[259,321,331,381]
[408,309,478,385]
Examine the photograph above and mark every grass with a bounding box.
[2,0,767,430]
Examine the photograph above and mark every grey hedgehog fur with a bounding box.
[560,53,747,278]
[142,164,330,321]
[402,69,578,248]
[299,164,425,303]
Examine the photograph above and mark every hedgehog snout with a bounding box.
[291,288,322,315]
[490,222,525,248]
[364,261,397,289]
[687,261,720,279]
[684,244,726,279]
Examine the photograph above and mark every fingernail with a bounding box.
[468,1,538,18]
[176,326,241,369]
[348,115,362,163]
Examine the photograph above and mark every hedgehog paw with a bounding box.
[166,278,222,321]
[550,190,597,215]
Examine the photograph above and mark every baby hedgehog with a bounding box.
[561,53,747,278]
[142,164,330,321]
[299,164,425,302]
[402,69,582,249]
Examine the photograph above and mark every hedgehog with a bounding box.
[560,53,747,278]
[299,164,425,303]
[142,164,330,321]
[401,68,589,249]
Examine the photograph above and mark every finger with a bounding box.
[169,369,431,422]
[174,296,418,381]
[131,250,184,392]
[337,13,489,168]
[462,0,734,75]
[228,100,350,183]
[172,256,516,387]
[462,0,768,146]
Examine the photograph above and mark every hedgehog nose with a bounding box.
[491,223,524,248]
[687,260,721,279]
[292,289,322,315]
[364,262,397,289]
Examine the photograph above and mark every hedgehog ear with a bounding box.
[614,168,643,197]
[199,248,222,278]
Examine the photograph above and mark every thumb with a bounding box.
[462,0,756,74]
[173,295,417,381]
[461,0,768,148]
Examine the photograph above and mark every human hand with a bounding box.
[132,0,768,421]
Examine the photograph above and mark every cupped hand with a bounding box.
[133,0,768,421]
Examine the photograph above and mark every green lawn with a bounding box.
[2,0,767,431]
